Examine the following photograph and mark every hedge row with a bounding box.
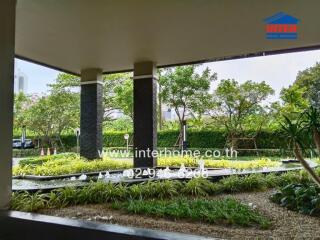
[15,129,314,150]
[56,130,313,149]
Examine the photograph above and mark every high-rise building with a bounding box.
[14,61,27,94]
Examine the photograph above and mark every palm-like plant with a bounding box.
[304,106,320,154]
[280,115,320,187]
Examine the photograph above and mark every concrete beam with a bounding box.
[133,62,157,168]
[80,69,103,159]
[0,0,16,209]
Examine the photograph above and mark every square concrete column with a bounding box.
[80,69,103,160]
[0,0,16,209]
[133,62,157,168]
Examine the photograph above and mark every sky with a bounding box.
[16,49,320,102]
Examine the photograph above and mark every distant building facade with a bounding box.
[14,62,27,93]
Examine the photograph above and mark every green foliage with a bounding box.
[113,77,133,119]
[13,149,41,158]
[18,86,80,148]
[277,62,320,118]
[103,73,132,121]
[159,65,216,126]
[112,198,271,229]
[11,169,317,213]
[182,178,213,196]
[13,154,131,176]
[13,154,279,176]
[220,174,267,193]
[279,115,306,149]
[63,129,302,150]
[211,79,274,140]
[279,85,309,117]
[14,92,31,130]
[17,126,310,152]
[103,117,133,132]
[143,180,181,199]
[304,106,320,132]
[271,183,320,216]
[19,153,78,166]
[11,191,47,212]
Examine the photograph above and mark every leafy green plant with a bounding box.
[11,169,318,212]
[13,154,280,177]
[112,198,271,229]
[182,178,212,196]
[280,115,320,186]
[11,191,47,212]
[271,183,320,216]
[304,106,320,153]
[142,180,180,199]
[54,187,79,207]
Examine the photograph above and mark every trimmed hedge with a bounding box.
[21,129,315,150]
[99,130,312,149]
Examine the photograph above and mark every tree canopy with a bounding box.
[159,65,217,129]
[210,79,274,139]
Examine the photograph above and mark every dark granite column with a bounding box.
[80,69,103,160]
[133,62,157,168]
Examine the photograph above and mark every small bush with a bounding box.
[220,174,268,193]
[271,183,320,216]
[182,178,213,196]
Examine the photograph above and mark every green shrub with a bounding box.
[11,191,47,212]
[142,180,181,199]
[13,149,41,158]
[19,153,78,167]
[182,178,212,196]
[271,183,320,216]
[56,129,315,150]
[220,174,268,193]
[112,198,271,229]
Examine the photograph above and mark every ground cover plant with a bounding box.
[13,154,280,176]
[271,183,320,216]
[112,198,271,229]
[11,171,313,213]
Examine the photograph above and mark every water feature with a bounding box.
[12,160,318,192]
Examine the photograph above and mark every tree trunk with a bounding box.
[294,142,320,187]
[179,124,184,149]
[312,128,320,154]
[158,87,162,130]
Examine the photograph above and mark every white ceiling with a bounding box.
[15,0,320,75]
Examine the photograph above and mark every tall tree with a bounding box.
[14,92,31,132]
[49,72,133,121]
[159,65,216,136]
[210,79,274,146]
[24,91,79,148]
[113,77,133,120]
[278,84,309,117]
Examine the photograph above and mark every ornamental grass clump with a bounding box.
[112,198,271,229]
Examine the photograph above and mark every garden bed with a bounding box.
[39,190,320,239]
[13,153,281,177]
